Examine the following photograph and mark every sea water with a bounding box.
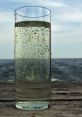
[15,21,51,110]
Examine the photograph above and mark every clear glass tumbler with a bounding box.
[14,6,51,110]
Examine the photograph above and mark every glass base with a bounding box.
[16,101,49,110]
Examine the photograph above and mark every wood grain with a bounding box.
[0,81,82,117]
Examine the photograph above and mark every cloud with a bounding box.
[54,5,82,23]
[0,11,14,22]
[0,12,13,42]
[52,27,82,45]
[52,22,82,34]
[0,26,14,59]
[41,0,68,7]
[52,24,60,32]
[52,26,82,58]
[0,21,14,59]
[0,23,14,43]
[57,11,82,23]
[0,12,14,43]
[5,0,68,8]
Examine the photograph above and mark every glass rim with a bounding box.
[15,6,51,18]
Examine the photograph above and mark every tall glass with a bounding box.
[14,6,51,110]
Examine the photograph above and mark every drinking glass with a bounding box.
[14,6,51,110]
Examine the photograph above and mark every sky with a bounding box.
[0,0,82,59]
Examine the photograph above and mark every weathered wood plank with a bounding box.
[0,81,82,100]
[51,81,82,100]
[0,81,82,117]
[0,82,15,100]
[0,100,82,117]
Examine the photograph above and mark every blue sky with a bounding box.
[0,0,82,59]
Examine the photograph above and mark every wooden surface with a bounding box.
[0,81,82,117]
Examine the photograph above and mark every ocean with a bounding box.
[0,58,82,82]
